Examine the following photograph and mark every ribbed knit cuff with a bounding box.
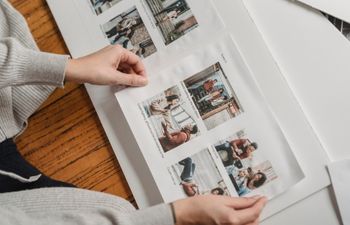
[123,203,175,225]
[19,49,69,87]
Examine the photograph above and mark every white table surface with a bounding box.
[244,0,350,224]
[47,0,348,223]
[87,0,345,223]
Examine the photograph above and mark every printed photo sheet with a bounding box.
[66,0,224,73]
[116,36,305,203]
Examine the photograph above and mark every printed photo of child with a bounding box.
[144,0,198,45]
[184,62,243,130]
[89,0,122,15]
[101,6,157,58]
[140,86,199,153]
[171,149,230,197]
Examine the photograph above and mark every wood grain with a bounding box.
[9,0,135,205]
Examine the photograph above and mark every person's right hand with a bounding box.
[173,195,267,225]
[65,45,147,86]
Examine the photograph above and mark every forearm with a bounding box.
[0,37,68,89]
[0,203,175,225]
[0,188,174,225]
[120,203,174,225]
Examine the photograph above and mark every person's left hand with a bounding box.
[65,45,148,86]
[173,195,267,225]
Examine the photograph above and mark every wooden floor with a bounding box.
[9,0,135,205]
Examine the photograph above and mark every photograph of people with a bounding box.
[149,93,180,129]
[215,138,258,169]
[214,130,277,197]
[0,0,268,224]
[159,122,198,152]
[172,149,229,197]
[184,62,243,130]
[232,162,276,196]
[101,6,157,58]
[89,0,122,15]
[140,86,200,153]
[144,0,199,45]
[214,130,260,170]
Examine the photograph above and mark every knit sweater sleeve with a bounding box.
[0,188,175,225]
[0,37,68,89]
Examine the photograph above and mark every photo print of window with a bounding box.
[139,86,200,153]
[144,0,199,45]
[171,148,230,197]
[213,130,278,197]
[89,0,122,15]
[184,62,243,130]
[101,6,157,58]
[323,13,350,41]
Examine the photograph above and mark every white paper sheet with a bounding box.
[328,159,350,225]
[296,0,350,24]
[56,0,225,74]
[46,0,332,220]
[116,36,304,202]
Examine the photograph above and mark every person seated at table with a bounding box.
[211,95,229,107]
[197,88,225,103]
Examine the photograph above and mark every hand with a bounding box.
[65,45,148,86]
[173,195,267,225]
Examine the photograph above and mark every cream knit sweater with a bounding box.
[0,1,174,224]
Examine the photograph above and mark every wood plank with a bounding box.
[9,0,69,54]
[8,0,81,111]
[38,82,81,111]
[7,0,135,204]
[16,86,133,200]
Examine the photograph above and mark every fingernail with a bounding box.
[138,77,148,86]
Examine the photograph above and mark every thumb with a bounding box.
[113,71,148,87]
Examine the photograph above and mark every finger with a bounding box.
[113,71,148,86]
[225,196,262,209]
[118,64,136,75]
[119,48,146,77]
[236,197,267,224]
